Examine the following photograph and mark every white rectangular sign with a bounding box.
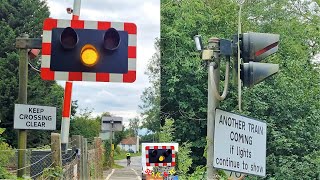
[213,109,267,177]
[14,104,56,130]
[101,116,123,131]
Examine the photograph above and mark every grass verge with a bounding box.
[114,151,142,160]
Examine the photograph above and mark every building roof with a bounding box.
[120,137,137,145]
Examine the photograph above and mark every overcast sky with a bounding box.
[46,0,160,126]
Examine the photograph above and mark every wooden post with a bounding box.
[93,137,98,179]
[94,137,103,179]
[83,138,88,180]
[51,133,62,167]
[80,137,85,180]
[16,33,29,178]
[72,135,82,180]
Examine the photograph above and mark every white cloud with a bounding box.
[50,0,160,126]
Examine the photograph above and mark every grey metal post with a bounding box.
[17,33,29,178]
[111,120,114,165]
[207,37,220,180]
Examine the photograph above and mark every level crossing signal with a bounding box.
[232,32,280,87]
[41,18,137,83]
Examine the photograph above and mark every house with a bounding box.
[119,136,140,153]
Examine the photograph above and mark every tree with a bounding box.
[0,0,68,147]
[70,109,100,140]
[160,0,320,178]
[139,40,161,132]
[127,117,140,137]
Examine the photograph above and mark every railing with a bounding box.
[0,134,104,180]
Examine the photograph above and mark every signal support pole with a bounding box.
[207,37,220,180]
[61,0,81,153]
[17,33,29,178]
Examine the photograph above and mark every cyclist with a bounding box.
[126,152,131,166]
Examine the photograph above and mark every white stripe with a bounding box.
[105,169,115,180]
[54,72,69,81]
[149,146,154,149]
[41,55,51,68]
[128,34,137,46]
[109,73,123,82]
[57,19,71,28]
[131,168,142,180]
[42,31,52,43]
[82,72,96,81]
[128,58,136,70]
[111,22,124,30]
[61,117,70,144]
[84,21,97,29]
[167,163,172,166]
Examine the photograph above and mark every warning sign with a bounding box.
[14,104,56,130]
[213,109,266,177]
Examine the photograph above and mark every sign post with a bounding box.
[101,116,123,163]
[213,109,267,177]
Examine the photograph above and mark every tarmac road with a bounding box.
[104,156,142,180]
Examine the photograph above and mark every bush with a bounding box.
[0,128,15,179]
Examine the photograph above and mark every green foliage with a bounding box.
[160,0,320,178]
[104,140,112,168]
[40,166,63,180]
[127,117,140,137]
[158,118,175,142]
[140,40,161,132]
[70,109,100,140]
[0,0,66,148]
[176,142,193,179]
[0,128,15,179]
[113,150,141,160]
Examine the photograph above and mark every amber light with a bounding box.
[80,44,99,67]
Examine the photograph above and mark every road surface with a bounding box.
[104,156,142,180]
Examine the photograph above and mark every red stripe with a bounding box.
[171,162,176,166]
[124,23,137,34]
[162,146,166,149]
[255,42,279,56]
[41,68,54,80]
[163,163,167,166]
[171,146,174,150]
[62,82,73,117]
[98,21,111,30]
[72,15,79,20]
[96,73,110,82]
[123,71,136,83]
[172,154,175,158]
[154,146,158,150]
[145,146,150,150]
[155,163,159,166]
[71,20,84,29]
[128,46,136,58]
[43,18,57,30]
[146,163,150,166]
[146,154,149,158]
[42,43,51,55]
[68,72,82,81]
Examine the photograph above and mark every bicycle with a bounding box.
[127,158,131,166]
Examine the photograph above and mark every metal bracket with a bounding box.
[202,49,214,61]
[15,38,42,49]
